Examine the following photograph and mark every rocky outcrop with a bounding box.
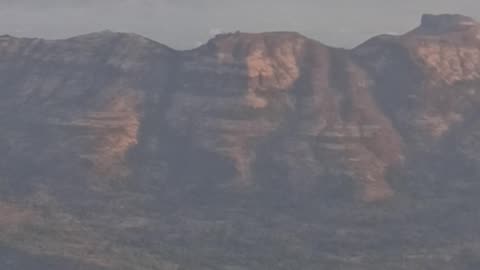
[417,14,477,34]
[354,14,480,182]
[158,32,403,201]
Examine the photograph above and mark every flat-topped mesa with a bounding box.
[414,13,478,35]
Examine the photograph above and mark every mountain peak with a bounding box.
[67,30,145,41]
[206,31,308,46]
[416,13,477,34]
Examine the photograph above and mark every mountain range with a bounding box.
[1,13,480,269]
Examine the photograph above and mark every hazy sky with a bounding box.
[0,0,478,49]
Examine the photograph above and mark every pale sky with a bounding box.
[0,0,478,49]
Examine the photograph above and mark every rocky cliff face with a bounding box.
[2,14,480,270]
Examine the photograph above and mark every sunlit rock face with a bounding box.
[138,31,404,201]
[0,32,176,191]
[354,14,480,185]
[4,14,480,203]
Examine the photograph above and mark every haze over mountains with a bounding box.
[1,0,480,49]
[2,13,480,269]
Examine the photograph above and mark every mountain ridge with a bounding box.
[2,12,478,54]
[2,13,480,270]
